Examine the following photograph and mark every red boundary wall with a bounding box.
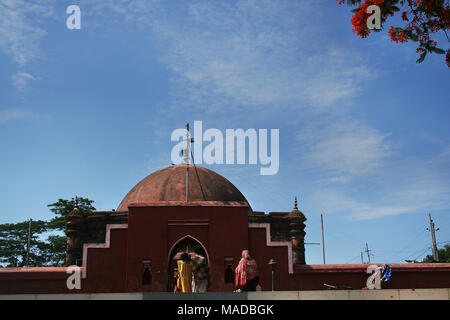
[1,202,449,294]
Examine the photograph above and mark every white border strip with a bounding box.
[248,223,293,274]
[81,224,128,279]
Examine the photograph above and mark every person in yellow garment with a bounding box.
[175,252,194,293]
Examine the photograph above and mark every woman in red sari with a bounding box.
[235,250,259,291]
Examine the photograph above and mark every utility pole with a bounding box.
[365,243,371,264]
[321,214,326,264]
[361,251,364,264]
[25,218,32,267]
[427,213,439,262]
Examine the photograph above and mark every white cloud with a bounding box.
[87,0,375,113]
[300,120,391,181]
[0,0,54,91]
[311,188,431,222]
[309,147,450,221]
[301,49,375,109]
[349,204,418,221]
[89,0,162,28]
[11,72,37,92]
[0,0,53,66]
[160,2,375,112]
[0,108,35,123]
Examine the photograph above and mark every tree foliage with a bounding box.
[45,197,96,266]
[422,244,450,262]
[337,0,450,66]
[47,197,96,230]
[0,220,49,267]
[0,197,95,267]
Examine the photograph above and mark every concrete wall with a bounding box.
[1,289,449,300]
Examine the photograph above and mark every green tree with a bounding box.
[47,197,96,231]
[422,244,450,262]
[0,197,96,267]
[0,220,49,267]
[43,234,67,266]
[45,197,96,266]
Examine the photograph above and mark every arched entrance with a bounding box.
[167,236,209,292]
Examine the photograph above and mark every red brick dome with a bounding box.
[117,165,249,211]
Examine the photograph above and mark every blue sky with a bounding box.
[0,0,449,265]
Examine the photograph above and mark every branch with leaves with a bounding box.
[337,0,450,66]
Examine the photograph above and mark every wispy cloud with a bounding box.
[311,188,435,222]
[301,49,375,109]
[87,0,375,113]
[309,146,450,221]
[0,0,54,91]
[0,108,35,123]
[11,72,37,93]
[160,1,376,113]
[299,120,391,182]
[89,0,162,27]
[0,0,54,65]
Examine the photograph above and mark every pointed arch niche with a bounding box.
[166,235,209,291]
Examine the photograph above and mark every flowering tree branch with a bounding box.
[337,0,450,67]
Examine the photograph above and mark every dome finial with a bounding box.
[294,196,298,210]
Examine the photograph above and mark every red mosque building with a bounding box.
[0,164,449,294]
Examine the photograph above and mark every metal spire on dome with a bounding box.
[183,123,191,165]
[294,196,298,210]
[183,123,206,202]
[185,124,190,201]
[184,123,195,201]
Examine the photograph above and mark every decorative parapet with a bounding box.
[65,211,128,267]
[248,207,306,264]
[81,224,128,279]
[248,223,294,274]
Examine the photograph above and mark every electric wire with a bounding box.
[190,148,207,201]
[383,229,430,262]
[400,245,432,262]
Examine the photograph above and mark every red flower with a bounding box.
[402,11,409,21]
[350,0,387,38]
[389,26,409,43]
[351,4,371,38]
